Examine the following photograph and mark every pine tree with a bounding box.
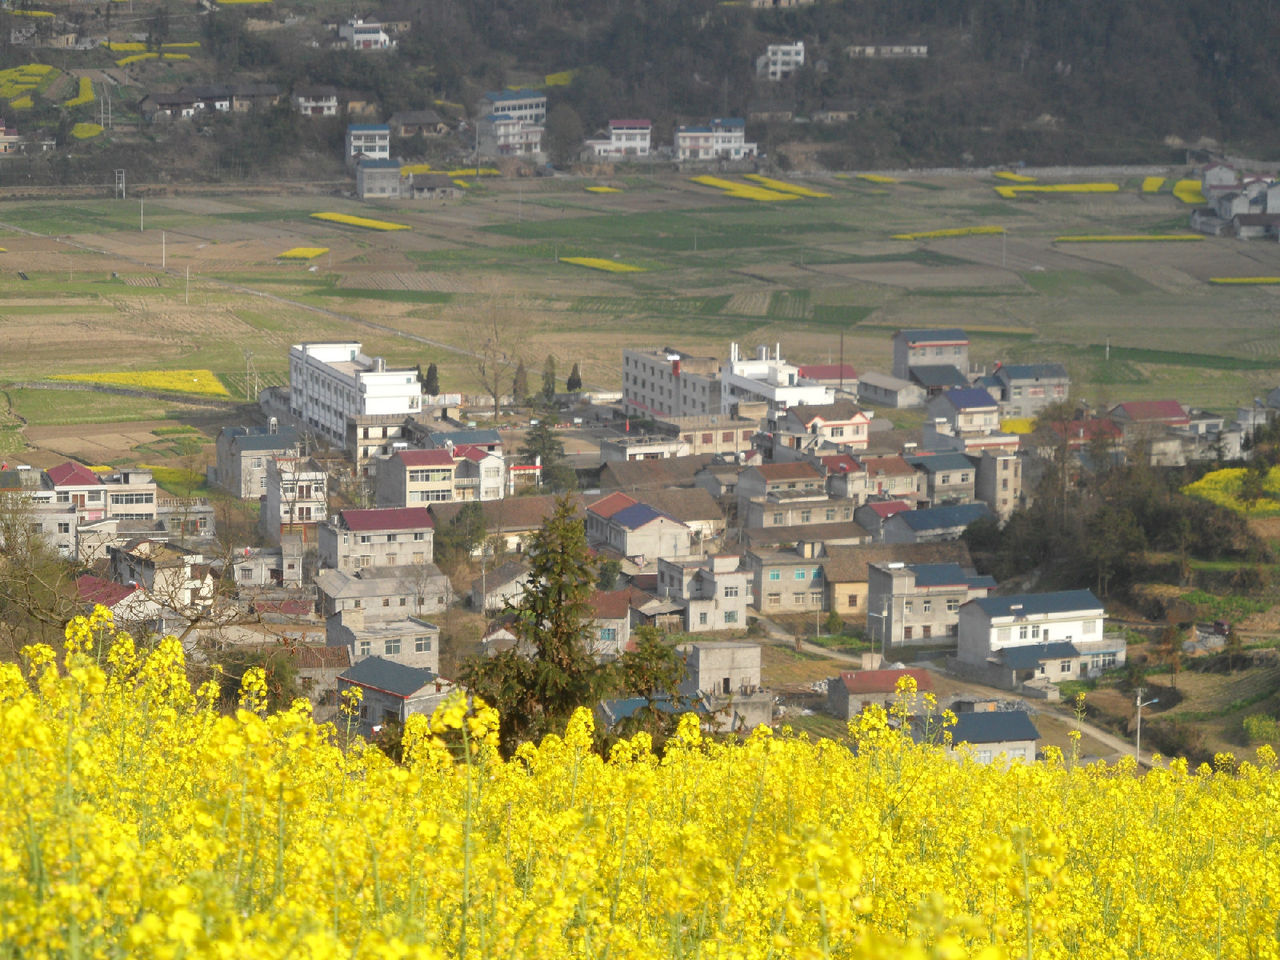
[423,362,440,396]
[566,362,582,393]
[542,355,556,402]
[512,360,528,404]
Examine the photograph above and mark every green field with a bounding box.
[3,169,1280,445]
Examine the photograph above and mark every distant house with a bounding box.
[655,554,750,632]
[338,18,396,49]
[387,110,449,137]
[736,461,826,504]
[337,657,453,737]
[585,118,652,158]
[356,158,406,200]
[892,328,969,381]
[913,709,1040,763]
[431,494,582,556]
[675,118,757,161]
[470,559,532,613]
[857,455,921,501]
[599,454,715,493]
[346,123,390,165]
[260,457,327,545]
[318,507,434,573]
[857,372,926,408]
[478,89,547,124]
[904,452,978,507]
[210,423,299,499]
[676,641,773,730]
[927,388,1001,437]
[866,561,995,649]
[818,540,975,625]
[989,363,1070,419]
[586,498,693,566]
[477,113,544,160]
[775,400,872,453]
[881,502,993,544]
[796,363,858,391]
[410,174,461,200]
[292,85,339,117]
[315,565,451,620]
[756,41,805,80]
[825,667,933,719]
[588,588,633,659]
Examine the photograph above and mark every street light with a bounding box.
[1135,687,1159,764]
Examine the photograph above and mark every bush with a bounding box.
[1243,713,1280,744]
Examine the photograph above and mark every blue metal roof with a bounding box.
[428,429,501,448]
[942,387,999,410]
[972,589,1102,618]
[905,453,975,474]
[485,89,544,102]
[910,562,977,587]
[359,158,401,168]
[951,710,1040,746]
[611,503,672,530]
[1001,642,1081,670]
[597,694,703,723]
[897,502,991,531]
[339,656,437,698]
[348,123,389,131]
[680,125,713,133]
[909,364,969,388]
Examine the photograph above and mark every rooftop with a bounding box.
[939,387,999,411]
[339,656,440,698]
[1001,642,1081,670]
[971,589,1102,619]
[834,667,933,695]
[909,365,969,389]
[892,502,992,531]
[47,462,102,487]
[338,507,434,532]
[950,710,1041,746]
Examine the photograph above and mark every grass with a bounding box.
[307,288,454,305]
[7,389,194,426]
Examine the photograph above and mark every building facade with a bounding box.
[289,342,422,446]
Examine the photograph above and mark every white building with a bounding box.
[721,342,833,421]
[957,590,1105,664]
[261,457,328,545]
[675,118,757,161]
[477,113,543,159]
[338,18,396,49]
[622,346,724,418]
[478,89,547,124]
[289,342,422,446]
[586,118,652,158]
[756,41,805,80]
[346,124,390,164]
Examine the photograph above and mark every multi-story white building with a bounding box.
[622,346,724,418]
[675,118,757,161]
[756,41,805,80]
[586,118,652,158]
[338,18,396,49]
[318,507,435,574]
[477,113,543,159]
[28,464,158,557]
[346,124,390,164]
[289,342,422,446]
[478,89,547,124]
[261,457,328,544]
[721,342,833,421]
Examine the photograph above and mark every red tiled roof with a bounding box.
[1112,400,1188,423]
[340,507,434,531]
[1048,419,1122,444]
[589,588,633,620]
[865,500,911,519]
[47,462,103,487]
[836,667,933,695]
[397,449,455,467]
[797,363,858,381]
[822,455,862,474]
[452,444,490,462]
[753,462,823,480]
[292,645,351,669]
[76,574,137,608]
[588,491,638,518]
[857,455,915,477]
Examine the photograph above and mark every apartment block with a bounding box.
[289,342,422,446]
[318,507,435,573]
[866,561,995,650]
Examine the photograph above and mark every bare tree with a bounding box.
[470,315,518,421]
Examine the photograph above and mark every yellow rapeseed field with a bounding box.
[585,185,621,193]
[993,171,1037,182]
[1184,465,1280,516]
[690,175,797,202]
[743,174,832,198]
[102,41,147,51]
[278,247,329,260]
[311,212,411,231]
[64,77,94,108]
[1141,176,1166,193]
[115,52,159,66]
[561,256,646,273]
[856,173,898,183]
[10,95,32,109]
[893,226,1004,240]
[70,122,103,139]
[994,183,1119,198]
[7,616,1280,959]
[1173,179,1207,204]
[51,369,230,396]
[0,63,55,99]
[1208,276,1280,285]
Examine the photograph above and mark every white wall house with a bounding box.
[479,90,547,124]
[956,590,1104,665]
[339,18,396,49]
[586,118,652,158]
[676,118,757,161]
[289,342,422,446]
[622,346,723,418]
[477,113,544,159]
[346,124,390,164]
[756,41,805,80]
[721,342,833,420]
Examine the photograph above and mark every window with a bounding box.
[399,598,407,607]
[904,600,914,613]
[946,599,959,613]
[1018,625,1028,640]
[724,610,738,624]
[57,522,70,534]
[773,513,784,524]
[600,627,617,642]
[722,431,733,442]
[382,598,390,607]
[794,569,806,580]
[387,534,398,543]
[1031,625,1041,639]
[904,626,913,640]
[767,593,781,606]
[385,638,400,655]
[768,570,781,581]
[793,592,804,605]
[358,640,371,656]
[698,612,708,626]
[800,510,811,523]
[831,427,844,438]
[239,567,253,580]
[810,591,822,606]
[723,586,739,598]
[846,594,859,608]
[1060,661,1073,673]
[386,555,397,566]
[941,475,951,485]
[413,532,425,541]
[922,625,932,638]
[56,492,70,503]
[359,534,372,544]
[1083,619,1098,634]
[922,599,932,613]
[353,600,362,609]
[825,509,836,521]
[702,433,713,444]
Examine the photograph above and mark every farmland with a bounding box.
[3,168,1280,464]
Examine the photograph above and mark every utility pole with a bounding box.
[185,265,190,305]
[161,231,165,268]
[140,198,144,232]
[1135,687,1158,765]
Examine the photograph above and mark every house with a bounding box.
[866,562,995,649]
[677,641,773,729]
[819,540,975,625]
[1109,400,1191,434]
[892,328,969,381]
[756,41,805,80]
[847,43,928,57]
[990,364,1070,419]
[319,507,434,573]
[410,174,461,200]
[853,499,913,540]
[775,400,872,453]
[387,110,449,137]
[913,709,1040,763]
[743,521,869,551]
[736,461,825,504]
[881,502,992,544]
[470,559,532,613]
[210,423,299,499]
[722,342,834,422]
[29,464,159,558]
[227,541,304,589]
[346,123,391,165]
[326,607,438,672]
[655,554,750,632]
[588,588,633,659]
[231,83,280,111]
[478,89,547,124]
[585,495,694,566]
[746,541,828,613]
[376,448,492,508]
[857,455,921,501]
[314,564,451,619]
[106,540,215,613]
[356,158,406,199]
[973,450,1024,522]
[904,452,977,507]
[290,342,422,446]
[622,346,724,418]
[292,85,339,117]
[337,656,453,736]
[825,667,933,719]
[796,363,858,392]
[742,492,857,531]
[585,118,652,158]
[857,371,926,408]
[76,574,163,634]
[477,112,543,159]
[598,488,725,546]
[260,457,327,544]
[599,455,715,493]
[927,388,1001,437]
[675,118,757,161]
[338,18,396,49]
[908,365,970,398]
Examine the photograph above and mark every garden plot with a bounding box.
[826,261,1018,289]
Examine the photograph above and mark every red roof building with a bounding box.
[76,574,139,609]
[396,449,456,467]
[586,492,638,519]
[47,462,103,487]
[1109,400,1190,428]
[337,507,435,531]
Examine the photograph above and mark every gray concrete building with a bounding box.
[210,423,300,499]
[866,561,995,650]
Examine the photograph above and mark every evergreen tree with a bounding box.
[519,413,576,492]
[512,360,528,405]
[423,362,440,397]
[566,362,582,393]
[542,355,556,402]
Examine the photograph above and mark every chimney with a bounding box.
[757,345,768,361]
[269,416,278,435]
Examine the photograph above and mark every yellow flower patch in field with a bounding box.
[64,77,94,108]
[10,9,54,16]
[1208,277,1280,284]
[70,122,103,139]
[451,179,470,188]
[1000,417,1036,434]
[690,175,796,202]
[51,369,231,396]
[278,247,329,260]
[9,96,31,110]
[1173,179,1207,204]
[743,174,831,198]
[163,53,190,60]
[1142,176,1166,192]
[585,185,622,193]
[994,171,1037,182]
[102,41,146,51]
[1053,234,1202,243]
[561,256,646,273]
[0,64,56,100]
[1184,466,1280,515]
[995,183,1119,198]
[115,52,159,66]
[310,211,411,231]
[163,41,201,48]
[544,70,574,86]
[444,167,498,177]
[857,173,898,183]
[892,225,1004,240]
